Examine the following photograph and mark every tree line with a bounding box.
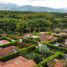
[0,10,67,34]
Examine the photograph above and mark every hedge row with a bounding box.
[0,45,35,61]
[43,42,67,53]
[0,36,17,47]
[22,38,38,45]
[19,45,35,55]
[37,52,64,67]
[0,51,19,61]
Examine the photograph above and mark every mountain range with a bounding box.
[0,3,67,13]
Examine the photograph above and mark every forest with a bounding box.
[0,10,67,34]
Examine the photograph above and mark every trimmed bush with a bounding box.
[37,52,64,67]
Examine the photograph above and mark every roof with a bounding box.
[0,56,36,67]
[0,46,16,57]
[0,40,9,45]
[48,59,63,67]
[39,32,56,41]
[0,34,7,37]
[54,59,63,67]
[39,32,48,41]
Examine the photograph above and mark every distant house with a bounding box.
[39,32,48,41]
[16,34,32,39]
[0,56,36,67]
[0,34,7,37]
[62,29,67,33]
[22,33,32,39]
[53,28,61,33]
[0,46,16,57]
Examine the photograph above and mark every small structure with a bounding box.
[0,56,36,67]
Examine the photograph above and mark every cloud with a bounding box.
[29,0,46,1]
[0,0,67,8]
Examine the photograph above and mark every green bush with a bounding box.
[22,38,38,45]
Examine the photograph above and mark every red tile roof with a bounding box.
[48,59,63,67]
[54,59,63,67]
[0,40,9,45]
[39,32,56,41]
[0,46,16,57]
[0,56,36,67]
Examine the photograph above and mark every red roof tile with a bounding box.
[0,56,36,67]
[0,40,9,45]
[0,46,16,57]
[54,59,63,67]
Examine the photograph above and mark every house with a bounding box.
[0,46,16,57]
[0,56,36,67]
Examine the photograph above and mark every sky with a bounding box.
[0,0,67,9]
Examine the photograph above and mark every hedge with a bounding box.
[0,45,35,61]
[0,36,17,47]
[42,42,67,53]
[37,52,64,67]
[0,51,19,61]
[19,45,35,55]
[22,38,38,45]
